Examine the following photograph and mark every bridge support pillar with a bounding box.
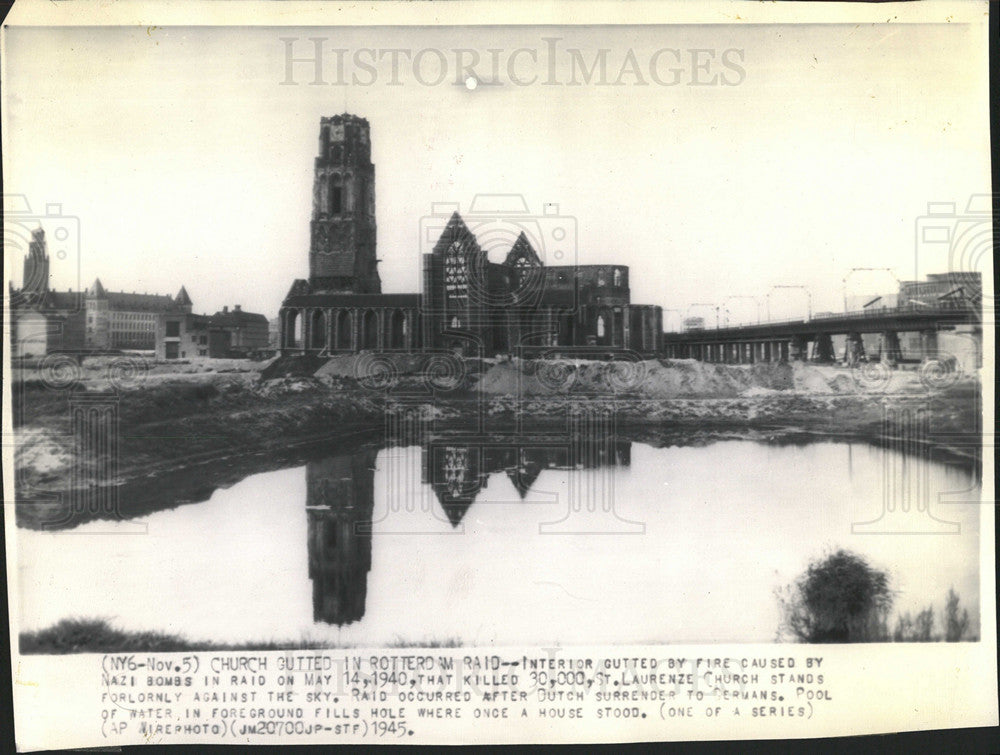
[790,335,808,361]
[814,333,835,363]
[919,329,938,360]
[880,331,902,367]
[844,332,866,367]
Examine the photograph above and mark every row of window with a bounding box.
[87,318,153,330]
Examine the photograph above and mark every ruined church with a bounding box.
[279,114,663,356]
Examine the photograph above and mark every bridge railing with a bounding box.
[665,299,976,334]
[812,299,974,322]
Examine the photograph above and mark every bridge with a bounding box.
[661,300,981,365]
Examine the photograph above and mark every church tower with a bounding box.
[22,227,50,295]
[309,114,381,294]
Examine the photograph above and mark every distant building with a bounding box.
[268,317,282,350]
[11,301,85,357]
[8,228,86,356]
[209,305,269,355]
[8,227,191,355]
[86,279,192,350]
[155,313,230,360]
[898,272,981,308]
[683,317,705,332]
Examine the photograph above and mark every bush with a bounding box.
[777,549,893,643]
[778,553,976,643]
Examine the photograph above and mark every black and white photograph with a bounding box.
[2,0,995,748]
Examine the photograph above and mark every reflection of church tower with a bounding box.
[306,450,377,625]
[309,114,381,294]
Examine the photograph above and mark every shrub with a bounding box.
[778,549,893,643]
[944,587,971,642]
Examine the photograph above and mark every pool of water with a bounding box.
[16,436,981,645]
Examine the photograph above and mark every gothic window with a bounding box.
[444,241,468,304]
[330,186,343,214]
[443,447,470,498]
[597,316,606,338]
[614,269,622,287]
[598,273,606,287]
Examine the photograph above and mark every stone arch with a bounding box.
[310,309,326,349]
[286,309,302,349]
[390,309,406,348]
[336,309,352,350]
[361,309,378,350]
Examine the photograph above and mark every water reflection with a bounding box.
[306,435,633,625]
[306,453,376,625]
[426,437,631,526]
[17,433,981,646]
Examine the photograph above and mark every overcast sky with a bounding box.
[3,21,990,323]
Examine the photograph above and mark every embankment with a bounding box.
[12,355,980,529]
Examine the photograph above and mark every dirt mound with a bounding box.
[260,354,328,380]
[642,360,794,398]
[476,358,796,398]
[314,352,428,380]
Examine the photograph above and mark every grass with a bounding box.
[20,618,461,654]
